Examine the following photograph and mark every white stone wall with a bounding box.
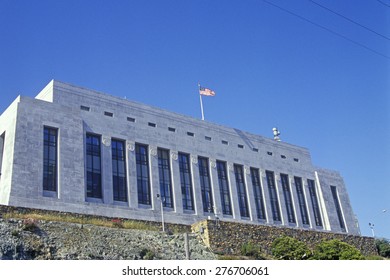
[0,81,360,235]
[0,97,20,205]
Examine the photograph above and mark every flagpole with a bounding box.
[200,95,205,121]
[198,83,205,120]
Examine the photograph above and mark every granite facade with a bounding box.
[0,80,360,235]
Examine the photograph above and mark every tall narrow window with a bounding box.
[294,176,309,225]
[112,139,127,202]
[281,174,296,223]
[0,132,5,180]
[266,170,281,222]
[198,157,213,213]
[158,148,173,208]
[86,134,102,198]
[251,168,266,220]
[43,127,57,192]
[217,161,232,215]
[308,179,323,227]
[179,153,194,211]
[234,164,249,218]
[136,144,151,205]
[331,186,346,231]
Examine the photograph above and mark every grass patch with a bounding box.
[3,212,159,231]
[122,220,157,231]
[217,255,245,260]
[365,255,385,260]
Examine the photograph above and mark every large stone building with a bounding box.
[0,80,360,235]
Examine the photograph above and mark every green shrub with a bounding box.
[312,239,364,260]
[240,242,263,259]
[139,248,155,260]
[271,236,311,260]
[375,239,390,258]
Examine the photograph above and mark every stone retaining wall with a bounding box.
[0,218,214,260]
[192,220,378,256]
[1,206,378,258]
[0,205,191,233]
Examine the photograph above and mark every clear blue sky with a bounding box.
[0,0,389,239]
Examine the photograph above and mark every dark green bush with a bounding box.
[139,248,155,260]
[312,239,364,260]
[240,242,263,259]
[375,239,390,258]
[271,236,311,260]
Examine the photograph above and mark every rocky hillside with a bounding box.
[0,218,216,260]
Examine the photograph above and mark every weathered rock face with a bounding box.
[192,220,378,257]
[0,219,215,260]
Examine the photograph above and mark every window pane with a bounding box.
[179,153,194,210]
[217,161,232,215]
[158,148,173,208]
[93,156,101,171]
[266,171,281,222]
[294,177,310,225]
[308,179,323,227]
[86,134,102,198]
[198,157,213,213]
[331,185,345,231]
[136,144,150,205]
[281,174,296,223]
[112,139,127,202]
[294,177,309,225]
[251,168,266,220]
[43,127,57,192]
[234,164,249,218]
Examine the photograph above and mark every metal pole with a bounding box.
[198,82,205,121]
[161,198,165,232]
[369,209,387,237]
[369,223,375,237]
[199,92,205,120]
[157,194,165,232]
[184,232,190,260]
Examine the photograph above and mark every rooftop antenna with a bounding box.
[273,127,281,141]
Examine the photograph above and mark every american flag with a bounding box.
[199,86,216,96]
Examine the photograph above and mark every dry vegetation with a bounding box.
[2,212,159,231]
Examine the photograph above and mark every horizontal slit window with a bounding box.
[148,122,156,128]
[205,136,212,141]
[281,155,286,159]
[252,148,259,152]
[238,144,244,149]
[187,132,194,137]
[168,127,176,132]
[222,140,228,145]
[267,151,273,156]
[127,117,136,122]
[104,111,113,117]
[294,158,299,162]
[80,105,90,111]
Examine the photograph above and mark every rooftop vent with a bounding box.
[273,127,281,141]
